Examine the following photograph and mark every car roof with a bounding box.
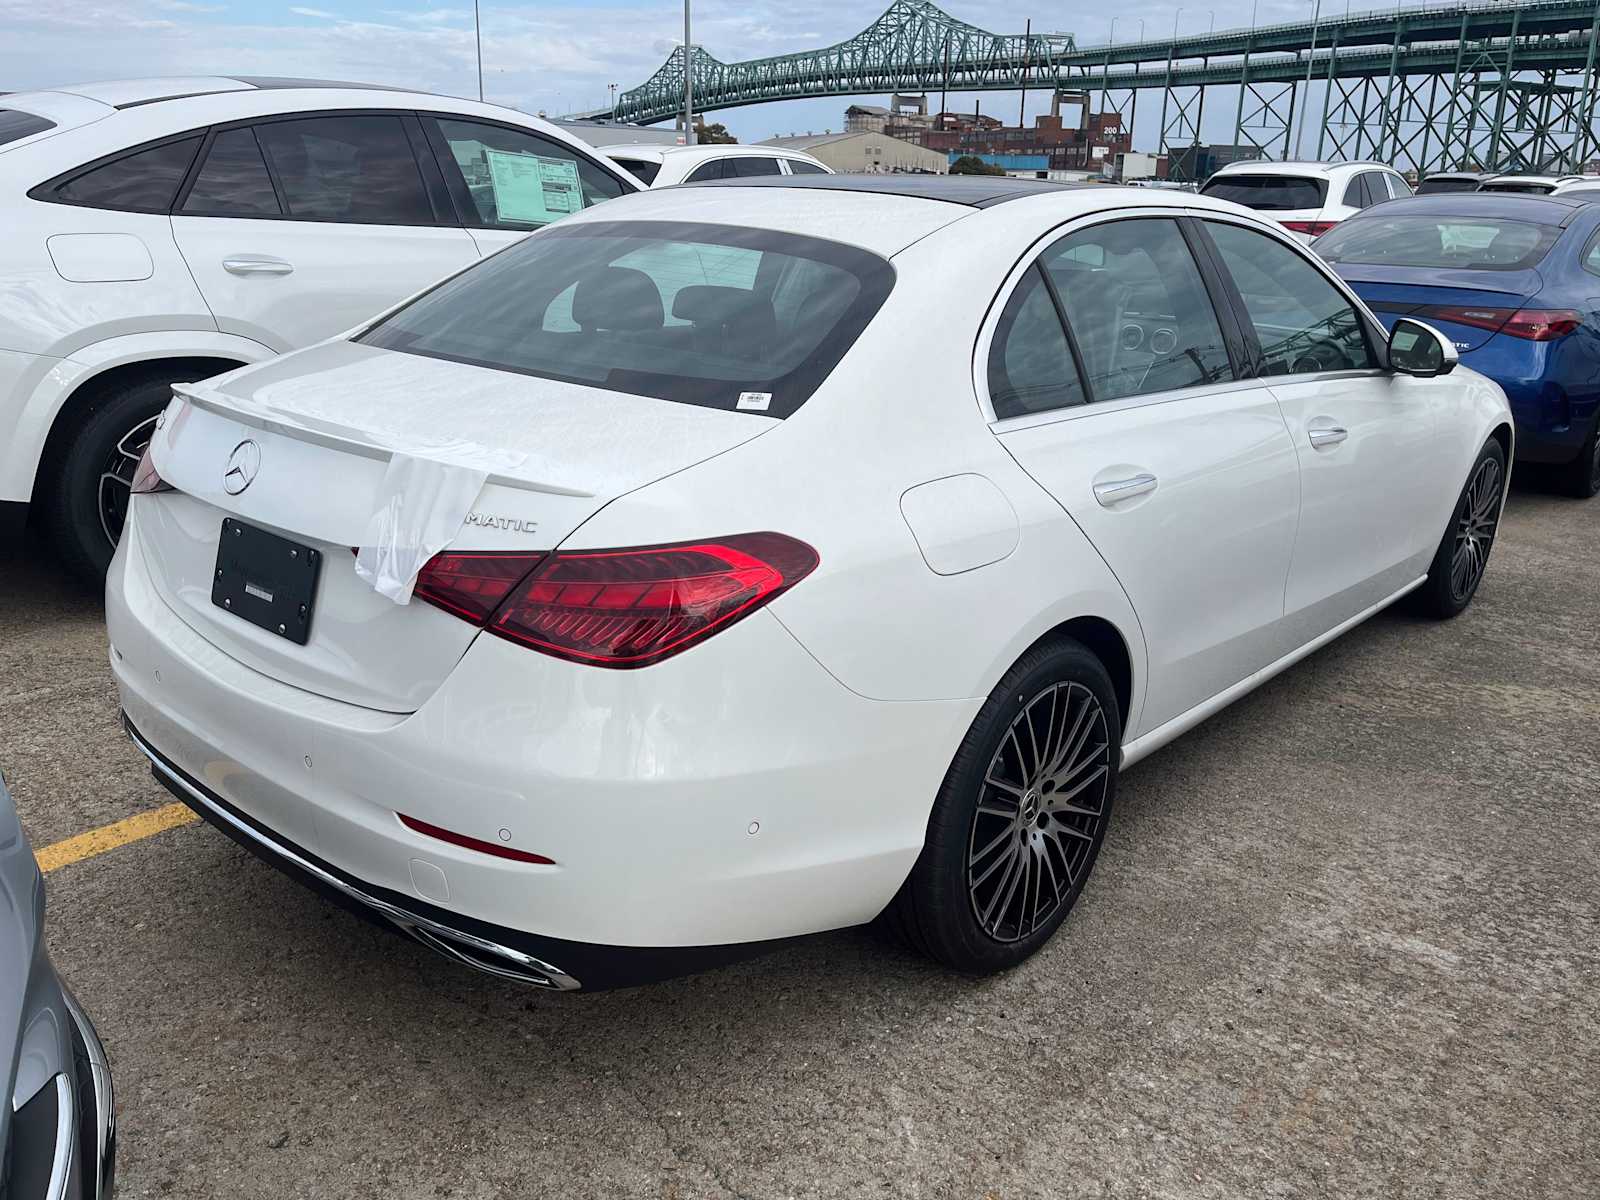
[1486,173,1581,184]
[1210,159,1394,177]
[17,76,414,111]
[1355,191,1595,224]
[682,173,1097,208]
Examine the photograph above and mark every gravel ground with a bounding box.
[2,479,1597,1200]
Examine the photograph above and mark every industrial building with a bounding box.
[760,131,948,174]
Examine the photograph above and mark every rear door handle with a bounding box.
[1093,473,1158,506]
[222,257,293,276]
[1308,426,1349,449]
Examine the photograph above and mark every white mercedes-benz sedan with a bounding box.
[107,176,1512,990]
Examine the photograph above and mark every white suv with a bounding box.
[1199,160,1412,241]
[601,143,831,187]
[0,77,640,580]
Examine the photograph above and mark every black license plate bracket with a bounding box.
[211,518,322,645]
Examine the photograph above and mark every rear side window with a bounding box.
[987,267,1086,418]
[360,220,894,417]
[729,156,782,177]
[1040,218,1233,401]
[787,160,828,175]
[1200,174,1328,211]
[613,157,660,185]
[429,117,626,229]
[1315,213,1562,270]
[48,137,201,213]
[684,159,728,183]
[181,128,281,216]
[0,109,55,146]
[255,116,432,224]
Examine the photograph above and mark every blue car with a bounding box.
[1316,192,1600,497]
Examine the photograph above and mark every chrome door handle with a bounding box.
[1093,473,1158,506]
[1308,426,1349,449]
[222,257,293,276]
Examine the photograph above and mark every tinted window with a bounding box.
[729,156,782,177]
[1040,218,1232,401]
[254,116,431,223]
[1343,174,1370,208]
[684,159,728,182]
[53,137,201,212]
[0,109,54,146]
[987,267,1085,418]
[181,128,281,216]
[1199,173,1328,210]
[1205,221,1376,374]
[1417,177,1483,194]
[1480,180,1556,194]
[1315,213,1561,270]
[612,157,660,185]
[787,160,828,175]
[360,220,893,417]
[432,118,625,228]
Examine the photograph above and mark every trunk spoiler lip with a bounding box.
[171,381,596,499]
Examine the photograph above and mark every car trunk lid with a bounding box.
[1331,264,1544,351]
[135,340,776,712]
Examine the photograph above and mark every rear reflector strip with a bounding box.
[398,813,555,865]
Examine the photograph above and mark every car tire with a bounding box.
[1558,416,1600,499]
[1409,437,1506,620]
[44,372,181,586]
[884,637,1121,975]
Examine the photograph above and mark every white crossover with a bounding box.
[0,76,640,581]
[600,142,831,187]
[108,176,1512,990]
[1200,159,1413,241]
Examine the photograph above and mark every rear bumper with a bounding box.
[1461,337,1600,464]
[107,504,977,984]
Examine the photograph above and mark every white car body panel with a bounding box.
[1200,160,1411,243]
[600,143,832,187]
[0,79,641,508]
[106,182,1514,982]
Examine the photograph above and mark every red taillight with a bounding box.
[1282,219,1338,236]
[413,551,544,623]
[491,533,818,668]
[1498,308,1582,341]
[1413,305,1582,341]
[129,444,172,495]
[397,812,554,864]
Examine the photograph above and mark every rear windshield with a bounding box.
[1416,177,1483,194]
[360,219,894,417]
[612,157,661,185]
[1315,213,1561,270]
[1479,180,1555,194]
[1199,173,1328,210]
[0,108,55,147]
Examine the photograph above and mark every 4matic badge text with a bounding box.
[465,512,539,533]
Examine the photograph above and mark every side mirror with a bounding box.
[1388,318,1458,378]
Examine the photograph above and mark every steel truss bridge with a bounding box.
[605,0,1600,175]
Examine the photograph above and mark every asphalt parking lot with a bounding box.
[3,480,1598,1200]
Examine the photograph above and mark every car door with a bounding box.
[1194,215,1445,643]
[169,113,477,352]
[988,214,1302,737]
[420,115,634,257]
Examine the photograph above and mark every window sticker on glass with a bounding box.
[484,149,583,225]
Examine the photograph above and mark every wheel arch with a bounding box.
[1025,615,1136,735]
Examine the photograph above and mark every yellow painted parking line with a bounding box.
[34,802,199,873]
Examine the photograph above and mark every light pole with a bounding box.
[1110,16,1118,43]
[1209,9,1215,30]
[1292,0,1323,158]
[1174,7,1183,38]
[473,0,483,101]
[682,0,696,146]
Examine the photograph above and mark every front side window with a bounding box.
[1205,221,1376,374]
[254,115,432,224]
[787,160,828,175]
[684,159,728,183]
[729,156,782,177]
[430,117,626,228]
[360,220,893,417]
[1040,218,1233,401]
[1386,173,1413,198]
[51,136,201,212]
[986,267,1085,418]
[181,128,281,217]
[1315,213,1561,271]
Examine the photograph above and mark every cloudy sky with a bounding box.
[3,0,1355,148]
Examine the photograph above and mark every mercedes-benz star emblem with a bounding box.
[223,439,261,496]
